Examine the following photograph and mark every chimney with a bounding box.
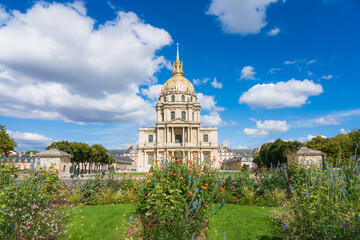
[127,143,132,148]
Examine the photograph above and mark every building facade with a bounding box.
[137,46,219,172]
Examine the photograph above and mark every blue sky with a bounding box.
[0,0,359,151]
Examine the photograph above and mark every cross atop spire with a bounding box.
[172,43,183,76]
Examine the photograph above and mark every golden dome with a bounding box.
[160,44,195,94]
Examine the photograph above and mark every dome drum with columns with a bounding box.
[137,45,219,172]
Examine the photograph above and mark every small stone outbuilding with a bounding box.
[36,147,72,177]
[287,146,323,168]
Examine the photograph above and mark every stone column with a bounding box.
[172,127,175,143]
[182,127,185,144]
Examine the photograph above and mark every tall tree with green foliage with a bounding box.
[257,139,302,168]
[0,125,17,156]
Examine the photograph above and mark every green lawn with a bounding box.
[62,204,282,240]
[207,205,283,240]
[61,204,135,240]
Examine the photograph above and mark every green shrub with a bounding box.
[100,187,120,205]
[81,174,104,205]
[274,157,360,239]
[0,154,72,239]
[129,154,225,239]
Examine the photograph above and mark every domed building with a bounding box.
[137,45,219,172]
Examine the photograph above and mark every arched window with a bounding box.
[181,111,186,120]
[190,96,193,102]
[203,134,208,142]
[171,95,175,102]
[164,96,167,102]
[181,95,185,102]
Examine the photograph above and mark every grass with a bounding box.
[61,204,135,240]
[62,204,282,240]
[207,205,283,240]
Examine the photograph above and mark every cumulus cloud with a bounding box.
[299,134,327,143]
[240,66,256,80]
[207,0,281,35]
[314,115,339,125]
[201,111,223,127]
[141,84,162,100]
[239,79,323,109]
[321,74,333,80]
[0,2,172,124]
[267,27,280,36]
[244,120,289,137]
[211,78,223,89]
[7,130,53,151]
[197,93,225,111]
[193,78,209,86]
[340,128,350,134]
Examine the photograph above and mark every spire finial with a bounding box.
[176,43,179,61]
[172,43,184,76]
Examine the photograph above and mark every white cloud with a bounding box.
[0,5,10,25]
[269,68,281,74]
[239,79,323,109]
[240,66,256,80]
[201,111,223,127]
[267,27,280,36]
[307,71,313,77]
[284,60,297,65]
[0,2,172,124]
[7,130,53,151]
[211,78,223,89]
[298,134,327,142]
[314,115,339,125]
[340,128,350,134]
[306,59,317,65]
[206,0,281,35]
[193,78,209,85]
[197,93,225,111]
[321,74,333,80]
[141,84,162,100]
[244,120,289,137]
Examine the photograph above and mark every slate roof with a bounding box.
[36,148,71,157]
[294,147,323,156]
[113,156,132,164]
[10,154,38,163]
[225,156,254,163]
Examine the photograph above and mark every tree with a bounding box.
[349,129,360,157]
[90,144,108,171]
[257,139,302,168]
[0,125,17,156]
[25,150,39,154]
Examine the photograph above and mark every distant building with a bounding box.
[218,142,234,163]
[10,152,39,170]
[36,146,72,177]
[287,146,323,168]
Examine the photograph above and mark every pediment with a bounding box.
[169,118,188,124]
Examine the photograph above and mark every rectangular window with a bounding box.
[148,135,153,142]
[162,113,164,121]
[171,111,175,120]
[148,153,154,164]
[181,111,186,120]
[204,153,210,164]
[203,134,208,142]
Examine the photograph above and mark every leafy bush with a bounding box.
[0,154,73,239]
[80,174,104,205]
[129,154,226,239]
[273,157,360,239]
